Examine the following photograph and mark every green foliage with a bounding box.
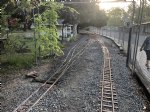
[4,35,34,53]
[143,5,150,22]
[64,0,107,27]
[127,2,150,24]
[107,8,125,26]
[59,6,79,25]
[0,0,9,7]
[1,7,10,36]
[34,1,63,57]
[1,33,35,68]
[0,0,64,69]
[107,2,150,26]
[69,36,77,42]
[0,53,34,68]
[93,10,108,27]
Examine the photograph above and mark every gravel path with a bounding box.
[30,38,103,112]
[1,75,42,112]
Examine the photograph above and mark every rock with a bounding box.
[143,106,146,110]
[26,71,38,78]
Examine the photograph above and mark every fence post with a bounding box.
[126,27,132,67]
[109,27,111,37]
[33,8,38,65]
[118,27,121,44]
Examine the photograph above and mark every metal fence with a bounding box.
[100,23,150,70]
[90,23,150,72]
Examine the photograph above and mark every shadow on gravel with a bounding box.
[132,73,150,111]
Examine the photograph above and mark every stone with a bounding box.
[26,71,38,78]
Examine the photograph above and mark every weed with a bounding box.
[69,36,77,42]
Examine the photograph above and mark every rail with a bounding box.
[12,38,90,112]
[97,38,118,112]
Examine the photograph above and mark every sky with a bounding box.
[99,0,133,11]
[99,0,150,11]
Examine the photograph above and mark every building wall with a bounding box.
[57,25,73,41]
[144,23,150,33]
[133,23,150,34]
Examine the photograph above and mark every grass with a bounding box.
[69,36,77,42]
[0,30,63,71]
[0,53,34,69]
[0,35,35,70]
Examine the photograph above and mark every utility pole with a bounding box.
[126,0,135,67]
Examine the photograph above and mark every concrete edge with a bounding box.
[100,35,123,50]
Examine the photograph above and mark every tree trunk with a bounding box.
[62,24,64,41]
[73,24,78,37]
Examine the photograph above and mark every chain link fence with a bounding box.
[89,23,150,73]
[99,24,150,68]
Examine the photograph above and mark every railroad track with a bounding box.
[13,38,90,112]
[97,38,119,112]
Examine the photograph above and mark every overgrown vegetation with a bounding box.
[0,0,80,69]
[4,35,33,53]
[1,34,34,69]
[0,53,34,69]
[0,1,54,69]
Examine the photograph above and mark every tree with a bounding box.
[0,0,9,7]
[127,2,150,24]
[58,0,107,27]
[59,6,79,25]
[1,0,63,57]
[107,8,125,26]
[58,6,79,36]
[143,4,150,22]
[34,1,63,57]
[93,10,108,27]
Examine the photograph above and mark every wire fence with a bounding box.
[90,24,150,72]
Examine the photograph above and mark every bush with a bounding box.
[4,35,34,53]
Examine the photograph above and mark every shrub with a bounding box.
[4,35,34,53]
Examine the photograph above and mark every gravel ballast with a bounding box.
[1,34,150,112]
[30,38,103,112]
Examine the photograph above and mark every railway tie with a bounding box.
[97,38,119,112]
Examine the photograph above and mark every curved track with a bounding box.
[97,38,119,112]
[13,38,90,112]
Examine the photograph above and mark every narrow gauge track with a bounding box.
[13,38,90,112]
[97,38,119,112]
